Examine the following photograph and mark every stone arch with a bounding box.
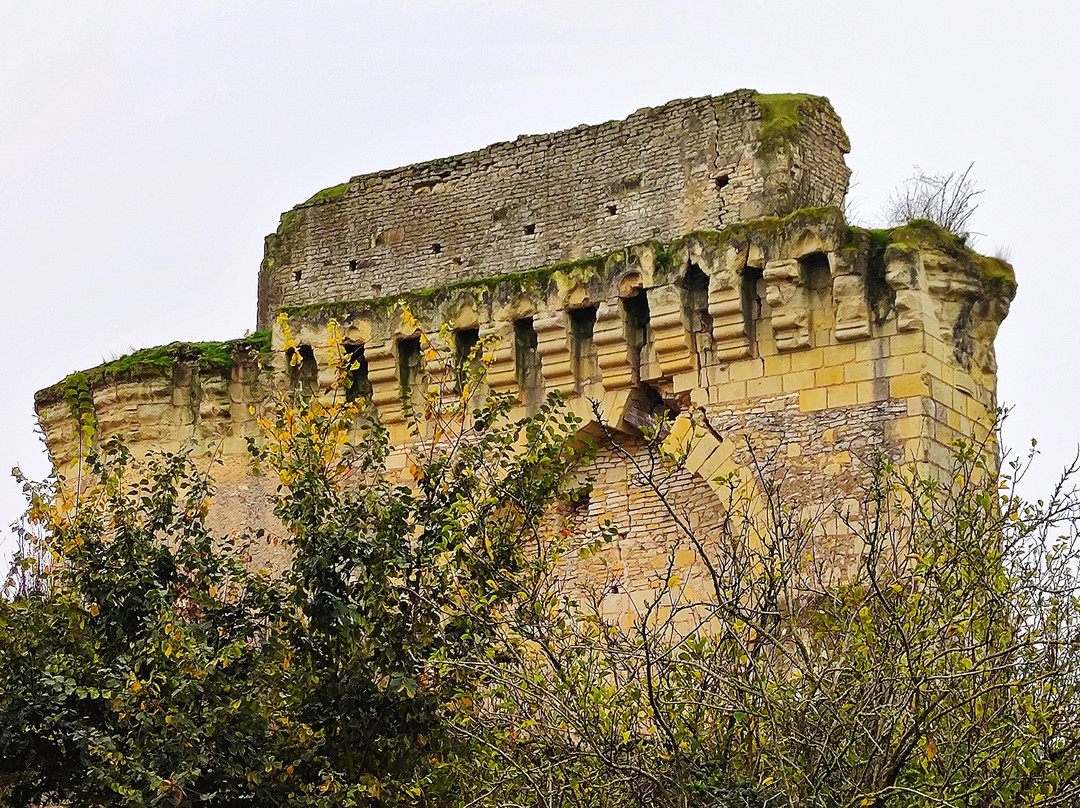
[553,406,761,629]
[565,394,758,510]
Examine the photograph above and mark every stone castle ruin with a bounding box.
[35,90,1016,610]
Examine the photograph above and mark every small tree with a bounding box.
[0,313,588,806]
[1,442,289,806]
[3,517,50,601]
[256,315,589,804]
[884,163,983,241]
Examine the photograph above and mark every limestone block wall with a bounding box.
[261,207,1014,606]
[34,338,287,572]
[34,208,1015,601]
[35,89,1017,609]
[257,90,850,328]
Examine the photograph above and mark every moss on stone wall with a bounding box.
[855,218,1017,297]
[40,209,1017,415]
[279,254,610,323]
[754,93,816,155]
[272,205,1013,329]
[276,209,302,240]
[302,182,351,206]
[663,205,847,274]
[36,332,272,407]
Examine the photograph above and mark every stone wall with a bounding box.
[36,208,1016,596]
[35,91,1017,610]
[266,210,1013,586]
[34,339,288,573]
[257,91,850,328]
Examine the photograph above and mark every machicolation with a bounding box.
[36,89,1016,607]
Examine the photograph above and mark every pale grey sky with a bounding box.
[2,1,1076,562]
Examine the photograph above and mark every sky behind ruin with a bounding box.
[2,0,1076,564]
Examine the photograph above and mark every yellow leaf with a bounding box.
[926,737,937,760]
[89,604,100,617]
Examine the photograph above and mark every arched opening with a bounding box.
[622,290,651,383]
[286,345,318,393]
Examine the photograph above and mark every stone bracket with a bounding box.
[646,285,695,379]
[830,252,871,342]
[709,285,751,361]
[764,258,810,351]
[886,251,927,333]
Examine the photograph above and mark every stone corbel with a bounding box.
[646,285,695,378]
[479,321,516,394]
[708,261,751,361]
[885,248,927,333]
[764,258,810,351]
[365,341,402,423]
[595,300,634,390]
[829,252,871,342]
[534,312,576,395]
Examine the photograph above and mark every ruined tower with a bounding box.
[35,90,1016,599]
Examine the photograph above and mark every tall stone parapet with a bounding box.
[35,335,273,469]
[257,90,851,329]
[33,335,288,572]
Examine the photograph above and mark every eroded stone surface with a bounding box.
[34,92,1015,605]
[257,91,851,328]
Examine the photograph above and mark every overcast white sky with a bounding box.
[2,1,1077,563]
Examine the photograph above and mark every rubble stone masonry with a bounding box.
[256,90,851,327]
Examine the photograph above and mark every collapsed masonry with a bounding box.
[35,90,1016,617]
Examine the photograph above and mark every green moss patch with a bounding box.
[281,208,853,321]
[280,255,611,322]
[302,182,351,206]
[276,209,302,240]
[276,205,1014,332]
[847,219,1016,298]
[754,93,816,155]
[37,331,272,406]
